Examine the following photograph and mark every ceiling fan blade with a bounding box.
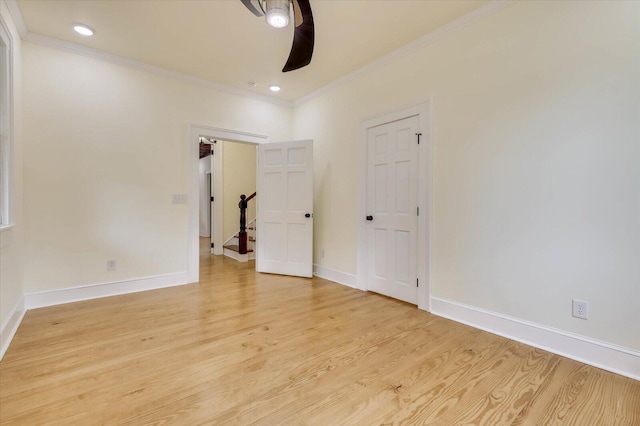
[282,0,314,72]
[240,0,265,17]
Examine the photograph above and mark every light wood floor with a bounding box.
[1,240,638,425]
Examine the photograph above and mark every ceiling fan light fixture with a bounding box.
[265,0,290,28]
[240,0,314,73]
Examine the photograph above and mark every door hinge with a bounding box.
[210,150,214,155]
[416,132,422,144]
[211,196,214,202]
[417,207,419,216]
[211,243,214,248]
[416,278,419,287]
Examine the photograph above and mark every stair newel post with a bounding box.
[238,194,248,254]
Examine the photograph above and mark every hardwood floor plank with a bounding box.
[432,348,560,425]
[510,356,583,426]
[192,315,443,424]
[278,324,485,424]
[1,239,638,425]
[309,327,501,425]
[107,302,419,424]
[554,366,640,426]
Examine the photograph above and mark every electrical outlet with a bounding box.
[572,299,589,320]
[107,260,117,271]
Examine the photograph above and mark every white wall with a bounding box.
[293,1,640,351]
[0,0,24,347]
[199,154,211,237]
[22,41,292,294]
[222,141,256,242]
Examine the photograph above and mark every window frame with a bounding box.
[0,15,14,237]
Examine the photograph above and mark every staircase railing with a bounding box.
[238,192,256,254]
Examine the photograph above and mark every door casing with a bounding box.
[187,125,268,283]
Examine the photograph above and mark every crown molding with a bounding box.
[294,0,512,108]
[4,0,26,39]
[7,0,290,108]
[14,0,510,109]
[23,32,293,109]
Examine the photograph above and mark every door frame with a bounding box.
[211,141,223,255]
[206,171,212,240]
[188,124,268,283]
[356,101,432,311]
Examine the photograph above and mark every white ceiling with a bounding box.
[16,0,488,102]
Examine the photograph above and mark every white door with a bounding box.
[256,140,313,277]
[207,171,214,254]
[366,116,419,304]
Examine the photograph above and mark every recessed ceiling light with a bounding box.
[73,25,94,37]
[269,85,281,92]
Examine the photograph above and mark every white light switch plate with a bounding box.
[172,194,187,204]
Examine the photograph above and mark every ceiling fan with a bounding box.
[240,0,315,72]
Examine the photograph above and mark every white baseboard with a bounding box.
[430,297,640,381]
[313,264,359,289]
[223,248,254,262]
[0,296,26,361]
[25,272,191,310]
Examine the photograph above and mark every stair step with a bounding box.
[223,245,254,254]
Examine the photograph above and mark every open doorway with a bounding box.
[198,137,214,255]
[219,140,258,262]
[188,125,269,283]
[197,138,258,260]
[188,125,315,282]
